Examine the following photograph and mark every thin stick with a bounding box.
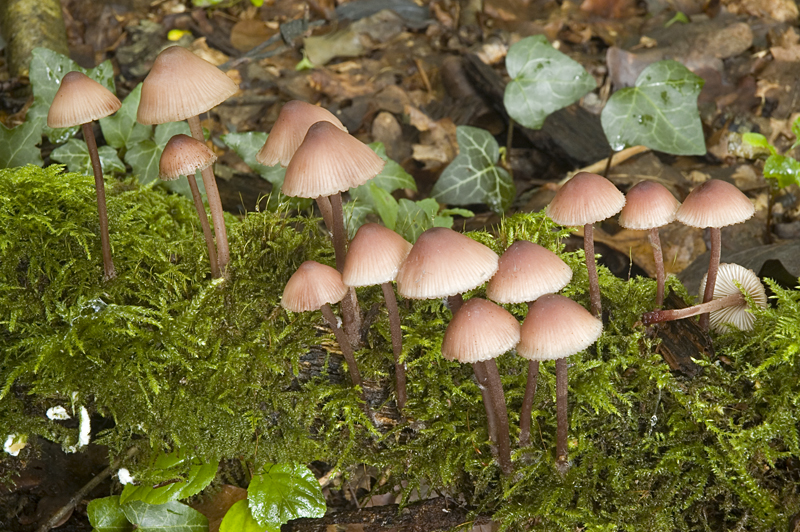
[700,227,721,331]
[649,227,666,308]
[82,123,116,281]
[555,357,569,476]
[518,359,539,447]
[381,282,407,411]
[186,172,220,278]
[481,359,512,475]
[584,223,602,318]
[642,292,743,325]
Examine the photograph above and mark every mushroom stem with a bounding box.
[381,282,407,411]
[82,123,116,281]
[328,192,362,347]
[584,223,602,318]
[700,227,721,331]
[447,294,463,315]
[555,357,569,476]
[320,303,365,397]
[475,359,513,475]
[185,172,221,278]
[518,360,539,448]
[642,292,744,326]
[649,227,666,308]
[316,195,334,234]
[472,361,498,447]
[187,115,230,275]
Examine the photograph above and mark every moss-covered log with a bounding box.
[0,0,69,79]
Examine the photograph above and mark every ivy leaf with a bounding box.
[154,122,192,146]
[792,116,800,150]
[395,198,440,243]
[763,154,800,188]
[125,139,161,186]
[742,132,776,156]
[121,501,207,532]
[50,139,125,175]
[345,202,375,239]
[366,142,416,192]
[503,35,596,130]
[220,500,270,532]
[430,126,514,214]
[119,450,218,505]
[601,60,705,156]
[368,182,399,230]
[220,132,286,188]
[0,117,44,168]
[87,496,133,532]
[247,463,325,530]
[99,83,152,150]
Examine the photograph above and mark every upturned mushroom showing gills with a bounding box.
[48,71,121,281]
[137,46,238,275]
[518,294,603,476]
[546,172,625,318]
[442,298,519,475]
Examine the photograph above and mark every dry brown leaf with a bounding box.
[406,106,458,169]
[230,19,274,52]
[722,0,798,22]
[190,484,247,532]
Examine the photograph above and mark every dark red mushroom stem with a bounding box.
[328,192,362,347]
[699,228,722,331]
[381,282,407,410]
[642,291,743,326]
[584,224,602,317]
[319,303,366,401]
[187,115,230,275]
[185,173,220,278]
[316,196,334,233]
[476,359,513,475]
[82,123,116,281]
[519,300,539,448]
[555,358,569,476]
[649,227,666,307]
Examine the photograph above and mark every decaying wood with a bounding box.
[650,293,710,378]
[0,0,70,80]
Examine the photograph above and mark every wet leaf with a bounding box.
[247,463,325,530]
[120,450,218,506]
[601,60,705,156]
[50,140,125,175]
[764,154,800,188]
[219,500,269,532]
[88,496,133,532]
[504,35,596,130]
[121,501,207,532]
[0,117,44,168]
[431,126,514,213]
[99,84,152,150]
[154,122,192,146]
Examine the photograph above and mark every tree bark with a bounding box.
[0,0,70,80]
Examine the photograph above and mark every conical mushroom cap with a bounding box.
[618,181,681,230]
[546,172,626,226]
[282,261,349,312]
[518,294,602,361]
[159,134,216,181]
[256,101,347,167]
[487,241,573,304]
[698,263,767,333]
[441,298,520,364]
[137,46,238,125]
[342,223,413,287]
[676,179,754,229]
[47,71,121,128]
[396,227,499,299]
[282,121,384,198]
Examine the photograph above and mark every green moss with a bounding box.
[2,165,800,530]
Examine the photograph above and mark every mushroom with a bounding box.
[642,263,766,333]
[675,180,754,330]
[518,294,603,475]
[342,224,413,410]
[486,241,573,447]
[618,181,681,308]
[48,71,122,281]
[137,46,238,274]
[442,298,519,475]
[159,134,221,278]
[546,172,625,317]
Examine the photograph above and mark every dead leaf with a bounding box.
[189,37,229,66]
[305,29,368,66]
[190,484,247,532]
[579,0,638,18]
[406,106,458,169]
[230,19,274,52]
[722,0,799,22]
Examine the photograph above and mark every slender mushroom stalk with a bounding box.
[48,71,122,281]
[555,358,569,476]
[649,228,666,307]
[583,224,601,317]
[319,304,363,389]
[381,282,407,409]
[643,291,744,325]
[699,227,721,330]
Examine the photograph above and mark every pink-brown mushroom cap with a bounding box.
[342,223,413,287]
[486,241,573,304]
[159,134,217,181]
[441,298,521,364]
[518,294,603,361]
[47,71,121,128]
[546,172,626,226]
[676,179,754,229]
[282,261,349,313]
[618,181,681,230]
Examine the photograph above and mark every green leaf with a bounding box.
[345,202,375,239]
[742,133,776,156]
[50,139,125,175]
[219,132,286,188]
[0,117,44,168]
[792,116,800,150]
[125,139,161,186]
[220,500,270,532]
[601,60,706,156]
[503,35,596,130]
[120,450,218,505]
[121,501,208,532]
[247,463,325,530]
[368,182,399,230]
[99,83,152,150]
[395,198,440,243]
[430,126,514,214]
[763,154,800,188]
[88,496,133,532]
[367,142,417,192]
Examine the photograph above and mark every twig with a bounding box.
[559,145,649,185]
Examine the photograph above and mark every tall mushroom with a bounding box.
[137,46,238,274]
[546,172,625,317]
[159,134,221,278]
[48,71,121,281]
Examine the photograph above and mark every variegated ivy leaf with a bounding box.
[0,116,45,168]
[50,139,125,175]
[99,83,152,151]
[431,126,514,214]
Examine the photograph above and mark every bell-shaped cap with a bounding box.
[342,223,413,287]
[618,181,681,230]
[441,298,520,364]
[47,71,121,128]
[698,263,767,333]
[282,121,384,198]
[518,294,602,361]
[159,134,216,181]
[546,172,626,226]
[137,46,238,125]
[256,101,347,167]
[396,227,499,299]
[676,179,754,229]
[487,241,573,304]
[282,261,349,312]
